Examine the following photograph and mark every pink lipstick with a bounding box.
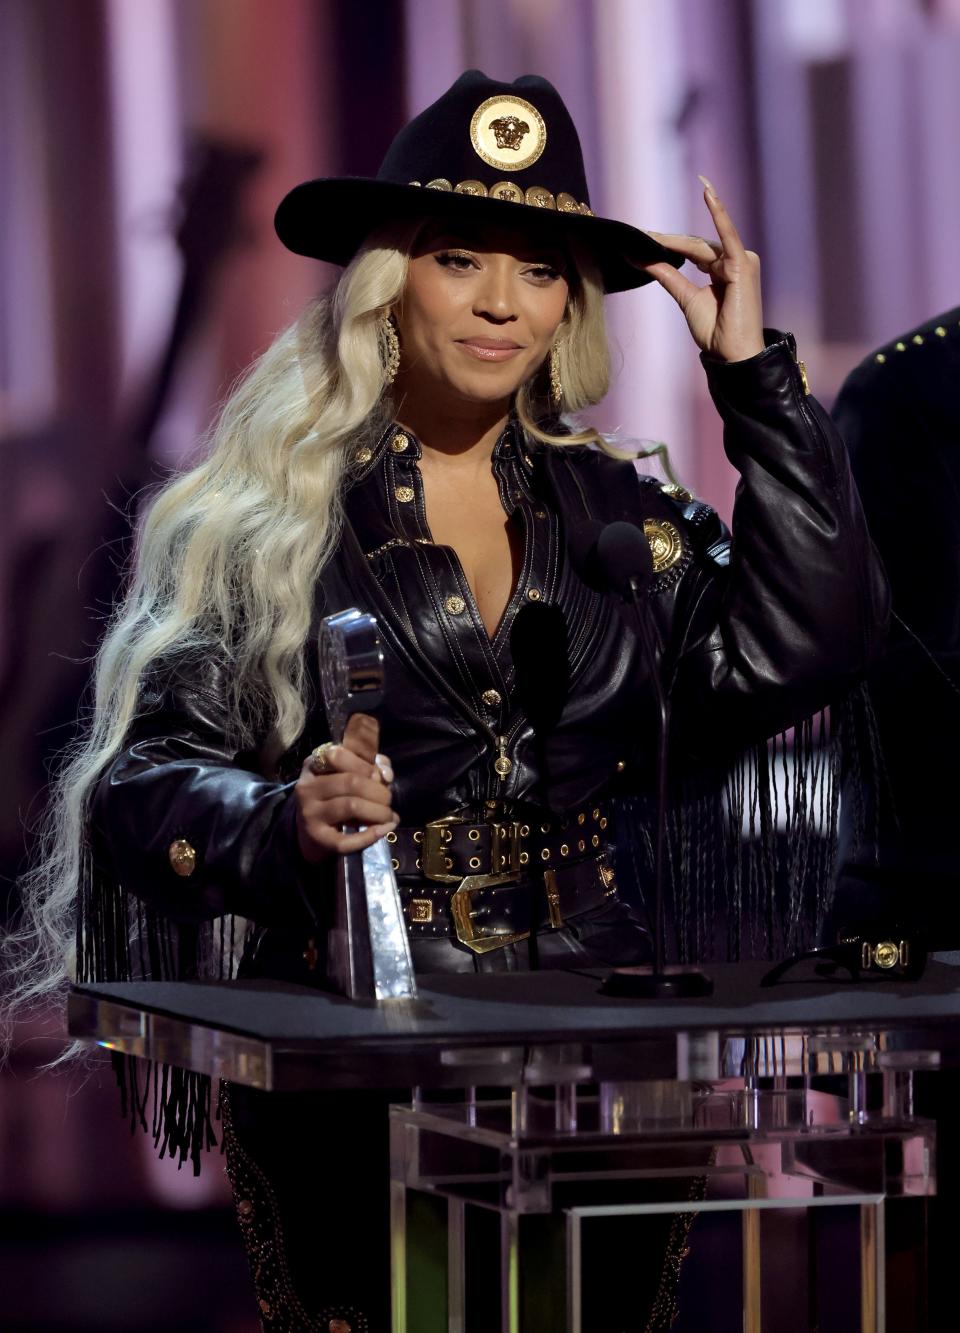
[457,337,524,362]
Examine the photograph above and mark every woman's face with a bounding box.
[394,220,570,410]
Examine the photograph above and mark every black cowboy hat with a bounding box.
[275,70,684,294]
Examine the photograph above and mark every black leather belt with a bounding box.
[386,804,618,954]
[386,802,614,880]
[397,847,618,956]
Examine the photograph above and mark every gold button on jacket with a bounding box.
[168,838,197,877]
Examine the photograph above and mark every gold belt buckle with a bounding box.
[450,873,528,954]
[422,814,467,883]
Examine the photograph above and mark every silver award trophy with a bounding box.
[318,608,418,1002]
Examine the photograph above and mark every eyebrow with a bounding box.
[423,228,567,264]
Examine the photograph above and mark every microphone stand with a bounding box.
[602,577,713,999]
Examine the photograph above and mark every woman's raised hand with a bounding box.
[295,712,398,864]
[635,177,765,364]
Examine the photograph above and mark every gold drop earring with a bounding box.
[549,341,563,409]
[381,312,401,385]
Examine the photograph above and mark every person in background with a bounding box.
[832,307,960,1328]
[831,308,960,945]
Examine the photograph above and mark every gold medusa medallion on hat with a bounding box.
[469,94,547,172]
[275,70,684,295]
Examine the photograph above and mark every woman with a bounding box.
[14,72,886,1330]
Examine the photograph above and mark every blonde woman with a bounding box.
[12,73,886,1330]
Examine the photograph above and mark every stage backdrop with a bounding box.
[2,2,960,1328]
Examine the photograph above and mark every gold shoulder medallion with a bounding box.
[643,518,685,574]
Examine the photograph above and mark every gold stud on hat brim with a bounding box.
[273,178,684,295]
[489,181,525,203]
[525,185,556,209]
[414,178,587,213]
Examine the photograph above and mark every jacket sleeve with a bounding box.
[665,332,889,751]
[91,656,331,928]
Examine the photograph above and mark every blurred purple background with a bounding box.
[3,1,960,1327]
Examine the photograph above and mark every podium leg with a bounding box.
[860,1202,885,1333]
[390,1178,407,1333]
[448,1199,465,1333]
[743,1202,762,1332]
[566,1211,582,1333]
[501,1211,519,1333]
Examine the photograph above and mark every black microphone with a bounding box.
[594,520,654,599]
[575,519,712,999]
[566,518,606,592]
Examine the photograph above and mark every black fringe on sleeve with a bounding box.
[611,687,883,965]
[77,829,246,1175]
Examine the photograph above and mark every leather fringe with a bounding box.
[111,1051,219,1174]
[79,829,242,1174]
[612,688,881,964]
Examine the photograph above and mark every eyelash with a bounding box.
[434,251,562,281]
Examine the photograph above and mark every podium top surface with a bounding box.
[68,961,960,1092]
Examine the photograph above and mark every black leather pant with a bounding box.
[409,894,652,973]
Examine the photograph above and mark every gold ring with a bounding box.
[308,742,337,775]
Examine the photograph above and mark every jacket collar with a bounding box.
[349,416,533,478]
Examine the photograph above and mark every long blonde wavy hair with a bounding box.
[4,217,611,1048]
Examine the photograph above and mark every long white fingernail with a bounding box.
[698,174,717,197]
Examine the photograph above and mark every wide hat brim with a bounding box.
[275,177,683,295]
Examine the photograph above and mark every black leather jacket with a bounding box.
[92,334,888,976]
[829,307,960,943]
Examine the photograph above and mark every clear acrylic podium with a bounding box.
[390,1052,933,1331]
[68,962,960,1332]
